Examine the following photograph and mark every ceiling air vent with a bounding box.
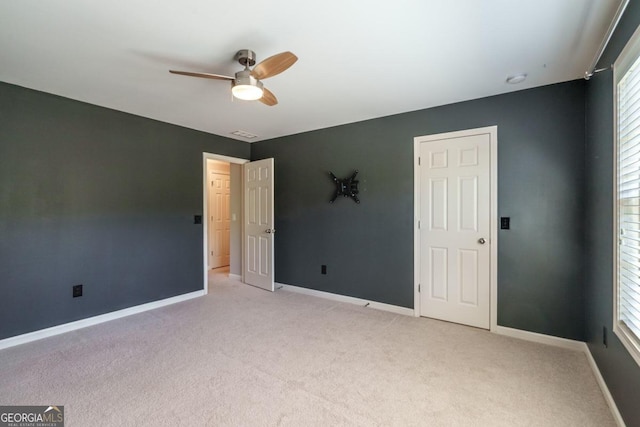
[231,130,258,139]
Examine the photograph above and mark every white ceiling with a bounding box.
[0,0,623,142]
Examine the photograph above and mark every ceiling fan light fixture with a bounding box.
[232,71,264,101]
[232,84,263,100]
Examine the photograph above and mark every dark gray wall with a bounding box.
[0,82,249,340]
[585,1,640,425]
[252,80,586,340]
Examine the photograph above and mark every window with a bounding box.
[614,25,640,367]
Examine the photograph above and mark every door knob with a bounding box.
[265,229,276,234]
[478,238,486,244]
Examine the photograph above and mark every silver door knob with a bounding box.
[265,229,276,234]
[478,238,486,244]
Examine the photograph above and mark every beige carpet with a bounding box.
[0,272,615,426]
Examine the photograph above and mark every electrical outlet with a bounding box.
[73,284,83,298]
[321,265,327,275]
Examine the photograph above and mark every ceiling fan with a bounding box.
[170,49,297,106]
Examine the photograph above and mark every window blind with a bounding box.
[618,54,640,344]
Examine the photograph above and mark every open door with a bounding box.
[243,158,275,291]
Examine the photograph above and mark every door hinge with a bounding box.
[418,284,421,292]
[418,157,421,166]
[418,220,421,229]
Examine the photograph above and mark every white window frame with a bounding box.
[613,23,640,368]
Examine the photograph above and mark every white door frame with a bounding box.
[202,152,249,294]
[413,126,498,331]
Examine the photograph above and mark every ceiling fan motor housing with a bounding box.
[235,49,257,67]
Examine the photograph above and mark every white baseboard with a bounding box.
[493,325,586,351]
[493,326,624,426]
[583,345,626,427]
[228,273,241,280]
[0,290,205,351]
[277,283,414,316]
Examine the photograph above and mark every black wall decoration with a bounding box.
[330,170,360,203]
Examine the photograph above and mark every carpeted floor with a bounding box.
[0,272,616,426]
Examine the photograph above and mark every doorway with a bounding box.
[207,159,231,270]
[202,153,248,293]
[414,126,497,330]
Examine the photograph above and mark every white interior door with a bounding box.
[209,172,231,269]
[417,131,491,329]
[243,158,275,291]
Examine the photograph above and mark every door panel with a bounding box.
[418,132,491,329]
[430,247,448,300]
[459,176,478,231]
[430,178,447,230]
[459,249,479,305]
[243,158,274,291]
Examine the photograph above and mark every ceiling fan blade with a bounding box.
[251,52,298,80]
[169,70,233,81]
[259,87,278,106]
